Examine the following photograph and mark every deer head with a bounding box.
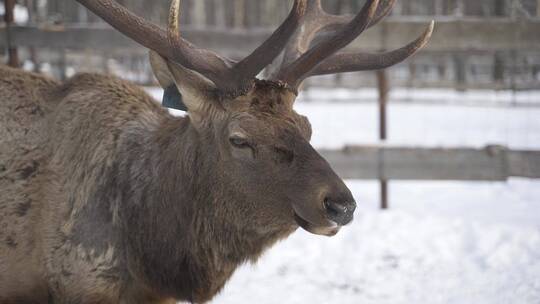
[75,0,433,236]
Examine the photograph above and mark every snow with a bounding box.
[212,180,540,304]
[146,87,540,150]
[144,87,540,304]
[0,4,29,24]
[295,102,540,150]
[302,88,540,107]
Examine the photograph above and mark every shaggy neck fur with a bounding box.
[116,116,294,302]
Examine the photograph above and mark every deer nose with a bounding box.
[323,197,356,226]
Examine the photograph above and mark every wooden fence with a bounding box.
[2,18,539,52]
[321,145,540,181]
[1,0,540,90]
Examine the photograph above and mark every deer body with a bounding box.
[1,0,433,302]
[1,66,305,303]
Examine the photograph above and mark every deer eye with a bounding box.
[274,147,294,164]
[229,136,251,149]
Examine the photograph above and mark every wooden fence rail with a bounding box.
[320,145,540,180]
[3,17,539,90]
[2,18,539,53]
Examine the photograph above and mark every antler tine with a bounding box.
[322,0,396,31]
[167,0,235,89]
[169,0,308,93]
[277,0,395,71]
[309,20,434,76]
[368,0,397,28]
[77,0,308,96]
[278,0,326,72]
[232,0,308,84]
[275,0,380,89]
[76,0,232,91]
[76,0,172,60]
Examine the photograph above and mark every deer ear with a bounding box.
[149,51,218,122]
[149,50,175,89]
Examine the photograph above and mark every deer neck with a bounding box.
[119,116,292,302]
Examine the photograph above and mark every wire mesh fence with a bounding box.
[1,0,539,94]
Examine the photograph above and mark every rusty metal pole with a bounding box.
[377,69,389,209]
[4,0,19,67]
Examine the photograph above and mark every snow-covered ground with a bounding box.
[145,88,540,304]
[295,101,540,150]
[302,87,540,107]
[213,180,540,304]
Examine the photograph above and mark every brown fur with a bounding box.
[0,65,353,303]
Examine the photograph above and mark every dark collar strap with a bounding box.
[162,85,187,111]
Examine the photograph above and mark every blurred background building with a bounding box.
[1,0,539,95]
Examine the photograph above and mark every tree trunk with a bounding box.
[192,0,206,27]
[205,0,216,27]
[224,0,235,27]
[493,51,505,85]
[233,0,245,28]
[214,0,225,27]
[454,54,466,91]
[494,0,506,16]
[434,0,444,15]
[4,0,19,67]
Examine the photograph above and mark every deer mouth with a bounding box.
[294,212,341,237]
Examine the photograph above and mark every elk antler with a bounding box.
[310,21,434,76]
[273,0,434,90]
[75,0,307,96]
[76,0,433,96]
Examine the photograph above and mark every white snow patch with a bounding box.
[294,102,540,150]
[0,4,29,24]
[302,88,540,106]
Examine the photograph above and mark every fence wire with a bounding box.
[1,0,539,94]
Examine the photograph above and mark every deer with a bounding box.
[0,0,433,302]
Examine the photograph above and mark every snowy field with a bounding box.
[294,99,540,150]
[146,88,540,304]
[214,180,540,304]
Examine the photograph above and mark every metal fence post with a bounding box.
[4,0,19,67]
[377,69,389,209]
